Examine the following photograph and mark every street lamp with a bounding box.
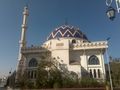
[106,38,113,90]
[106,0,120,20]
[106,7,116,20]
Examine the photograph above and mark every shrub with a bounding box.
[79,77,105,88]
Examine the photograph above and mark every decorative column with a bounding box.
[100,49,106,81]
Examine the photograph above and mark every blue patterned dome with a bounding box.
[47,25,88,40]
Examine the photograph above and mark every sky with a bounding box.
[0,0,120,77]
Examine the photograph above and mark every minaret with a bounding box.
[21,6,29,49]
[16,6,29,81]
[18,6,29,60]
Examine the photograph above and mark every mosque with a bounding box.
[16,6,108,81]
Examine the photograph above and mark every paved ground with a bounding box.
[39,88,105,90]
[33,88,120,90]
[1,87,120,90]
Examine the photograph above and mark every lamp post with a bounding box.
[106,0,120,20]
[106,38,113,90]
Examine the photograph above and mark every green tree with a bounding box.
[110,62,120,87]
[16,71,35,89]
[36,55,60,88]
[5,71,16,88]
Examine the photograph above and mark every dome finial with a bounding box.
[24,0,30,9]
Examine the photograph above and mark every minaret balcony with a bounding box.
[21,24,27,28]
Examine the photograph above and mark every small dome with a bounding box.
[47,25,88,40]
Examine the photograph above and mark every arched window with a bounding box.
[28,70,37,79]
[94,69,96,78]
[29,58,38,67]
[34,70,37,79]
[72,39,76,44]
[88,55,100,65]
[31,71,33,79]
[28,71,30,79]
[90,69,93,78]
[98,69,101,78]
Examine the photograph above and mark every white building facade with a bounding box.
[16,7,108,81]
[43,25,108,80]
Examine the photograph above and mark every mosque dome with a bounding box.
[47,25,88,41]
